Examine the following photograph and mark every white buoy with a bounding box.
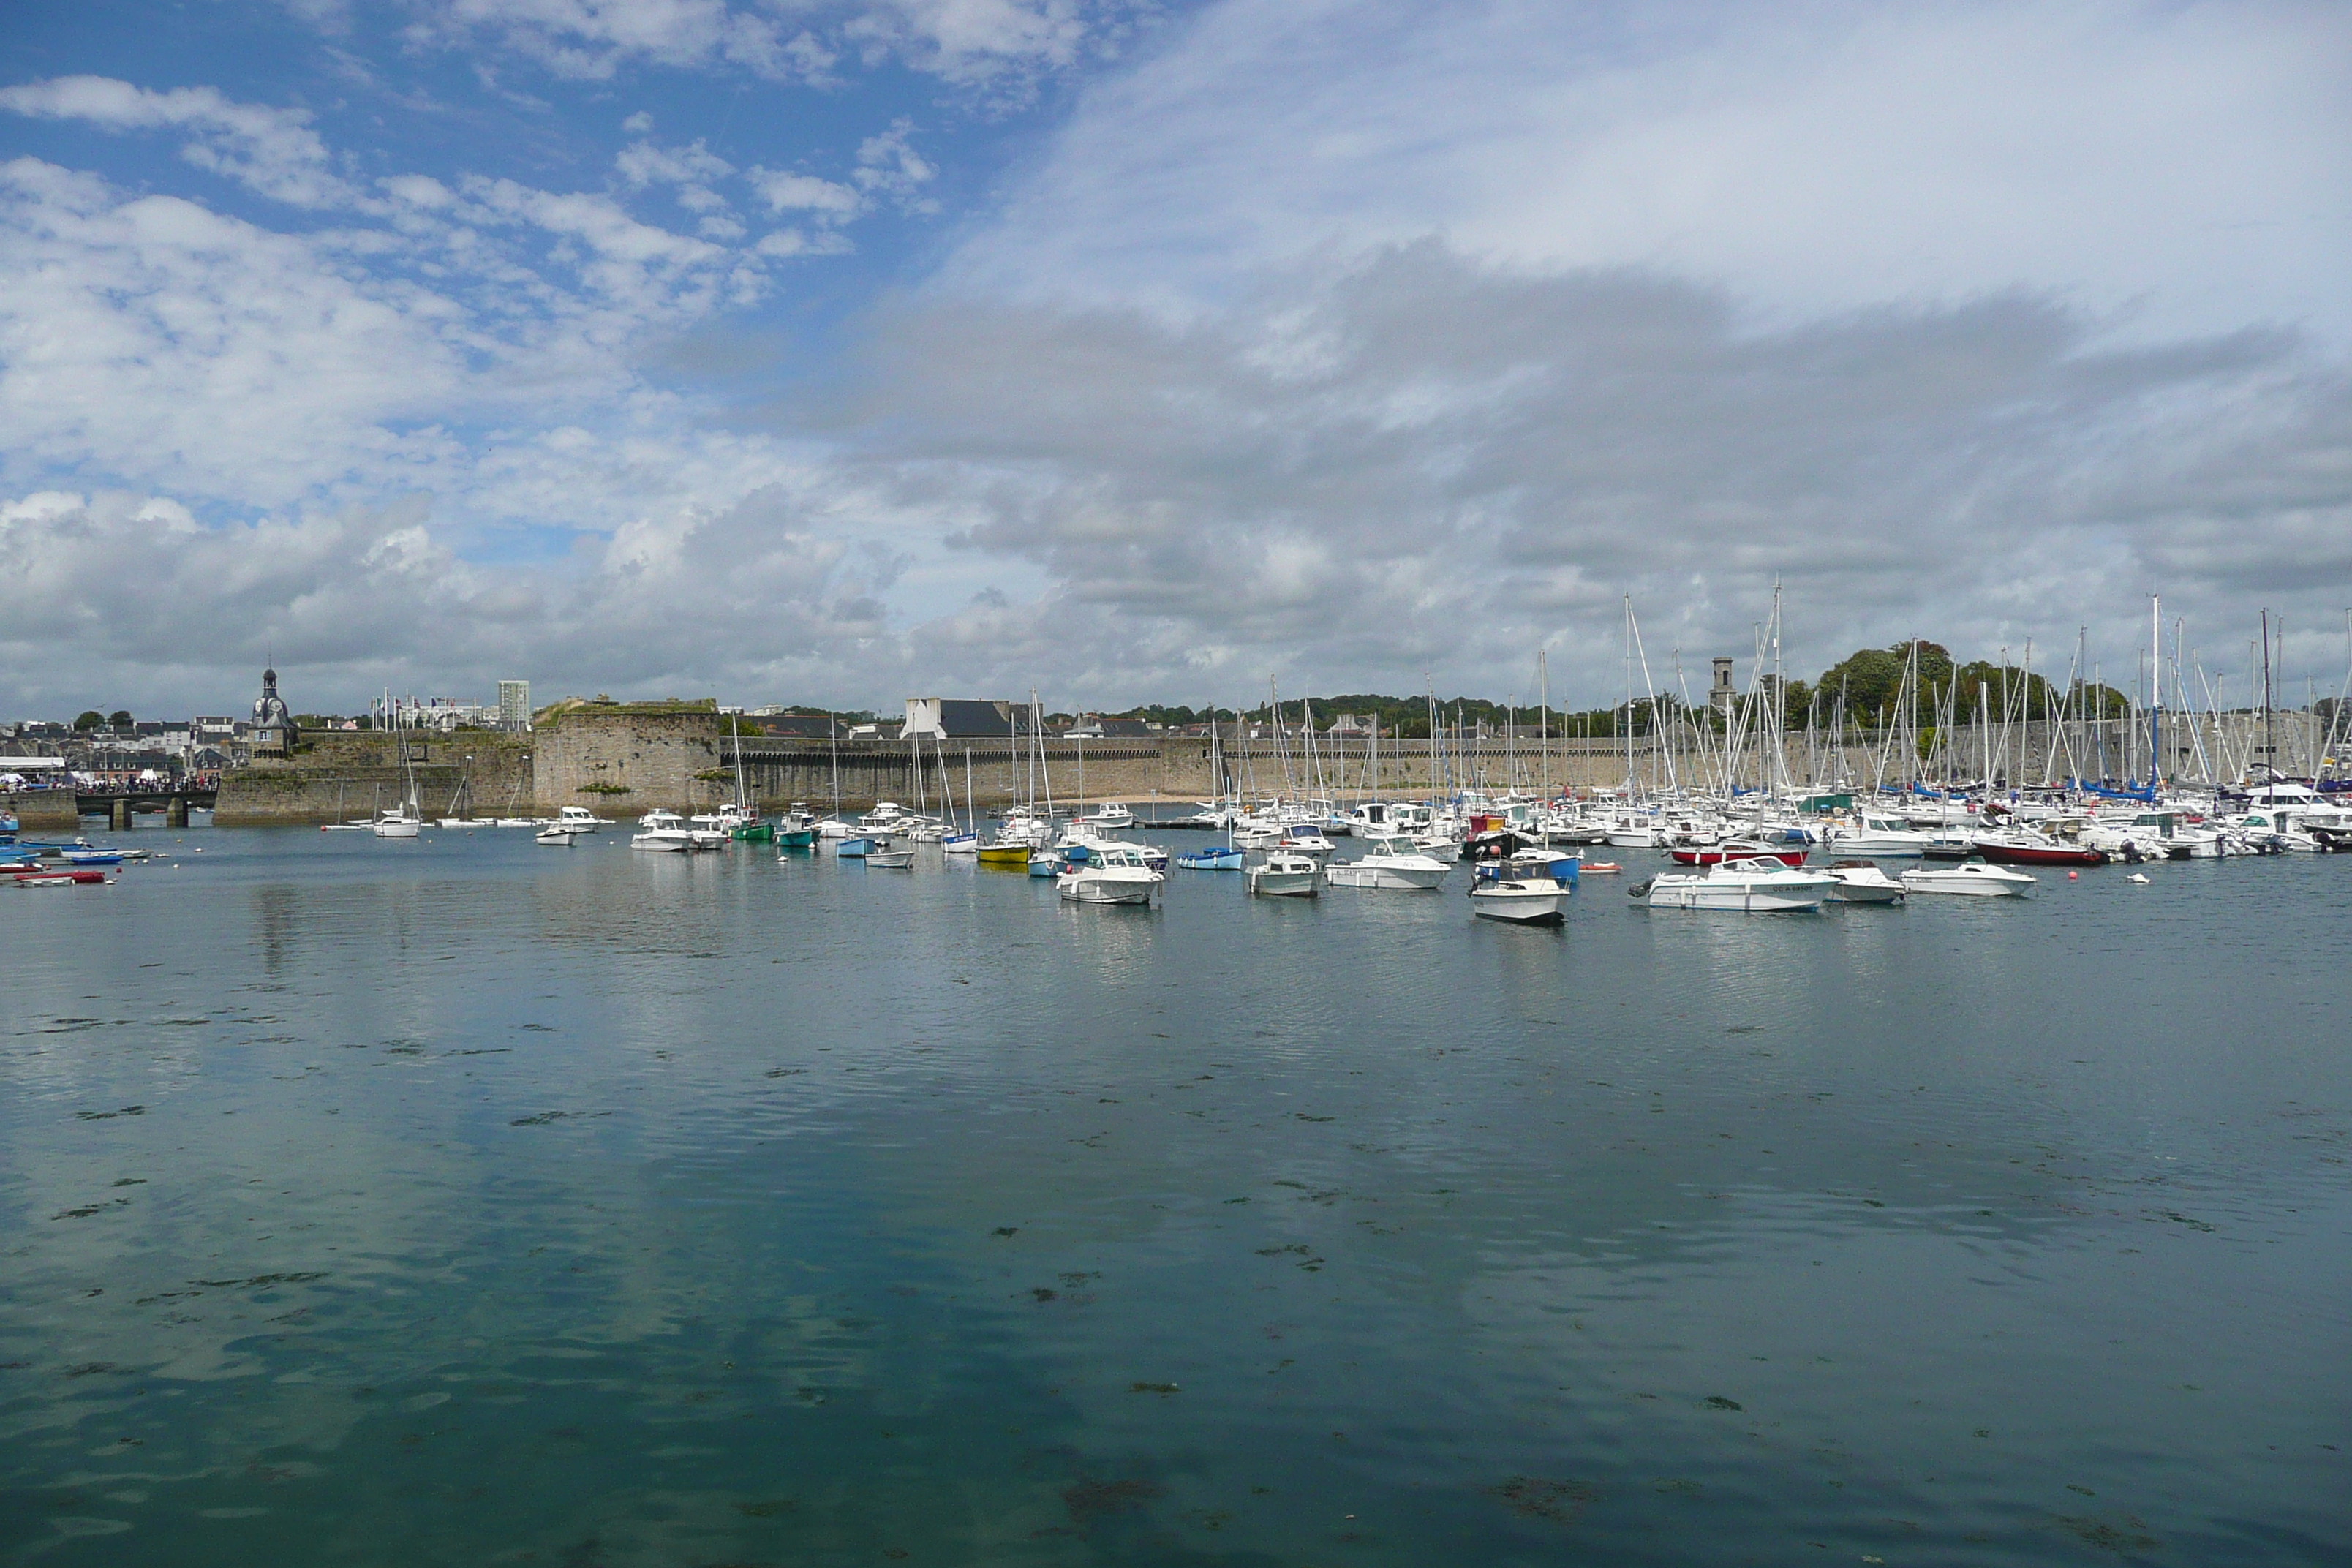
[2127,872,2150,884]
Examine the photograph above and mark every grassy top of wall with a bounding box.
[535,697,720,727]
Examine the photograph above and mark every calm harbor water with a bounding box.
[3,824,2346,1566]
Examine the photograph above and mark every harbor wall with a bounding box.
[214,732,533,824]
[4,790,80,832]
[727,709,2336,809]
[532,709,728,814]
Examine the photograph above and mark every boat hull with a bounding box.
[1247,870,1322,897]
[1469,883,1564,923]
[1329,860,1448,889]
[1058,875,1157,904]
[975,844,1031,865]
[1643,872,1833,911]
[1972,840,2104,867]
[1901,867,2035,897]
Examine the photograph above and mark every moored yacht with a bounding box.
[1326,834,1451,889]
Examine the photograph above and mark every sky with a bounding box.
[2,0,2348,720]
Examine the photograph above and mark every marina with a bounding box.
[1,814,2345,1565]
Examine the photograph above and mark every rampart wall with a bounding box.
[213,732,533,824]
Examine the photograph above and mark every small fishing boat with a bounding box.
[1580,862,1621,874]
[1056,844,1162,904]
[1278,827,1338,859]
[535,826,582,846]
[556,806,608,832]
[774,826,816,850]
[11,868,110,886]
[867,847,916,869]
[942,832,979,855]
[1468,878,1564,924]
[1078,803,1136,831]
[976,841,1033,866]
[630,810,693,853]
[1248,851,1324,898]
[1823,860,1906,903]
[1471,848,1580,889]
[1175,845,1245,871]
[59,849,124,866]
[1900,860,2036,897]
[1028,848,1063,878]
[836,837,879,859]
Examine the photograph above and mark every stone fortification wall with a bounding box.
[214,732,533,824]
[532,709,726,814]
[724,711,2330,810]
[4,790,81,832]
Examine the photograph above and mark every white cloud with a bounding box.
[388,0,1135,92]
[0,74,352,208]
[614,137,734,190]
[747,167,863,219]
[953,0,2352,342]
[853,120,938,211]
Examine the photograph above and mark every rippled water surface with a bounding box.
[3,824,2347,1566]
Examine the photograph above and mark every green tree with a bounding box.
[108,709,133,727]
[74,710,104,731]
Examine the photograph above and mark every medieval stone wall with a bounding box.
[214,731,533,824]
[530,711,727,814]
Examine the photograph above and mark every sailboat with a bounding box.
[725,715,774,840]
[372,706,424,837]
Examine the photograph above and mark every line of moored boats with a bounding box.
[530,777,2348,926]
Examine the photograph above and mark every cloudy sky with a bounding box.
[2,0,2347,719]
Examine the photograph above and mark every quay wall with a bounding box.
[728,710,2335,810]
[171,706,2340,826]
[532,711,727,815]
[4,790,80,832]
[214,732,533,824]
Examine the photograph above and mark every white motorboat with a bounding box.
[1248,851,1324,897]
[1079,803,1136,831]
[1278,828,1337,859]
[1326,834,1451,890]
[556,806,609,832]
[1467,878,1564,924]
[1056,844,1162,905]
[1823,860,1906,903]
[437,817,494,829]
[1901,860,2036,897]
[630,809,693,853]
[1640,862,1836,911]
[535,826,584,846]
[370,804,422,840]
[867,847,916,869]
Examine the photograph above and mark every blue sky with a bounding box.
[2,1,2348,718]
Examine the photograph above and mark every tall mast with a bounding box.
[1539,648,1550,801]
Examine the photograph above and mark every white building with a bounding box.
[498,680,531,728]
